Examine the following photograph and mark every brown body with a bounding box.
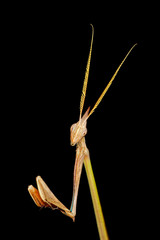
[70,108,90,216]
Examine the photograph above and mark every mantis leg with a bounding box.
[28,137,88,221]
[28,176,75,221]
[28,185,49,208]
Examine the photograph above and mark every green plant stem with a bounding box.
[84,155,109,240]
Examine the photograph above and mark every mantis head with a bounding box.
[70,25,137,147]
[70,107,90,146]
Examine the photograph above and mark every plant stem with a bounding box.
[84,155,109,240]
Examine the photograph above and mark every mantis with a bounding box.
[28,25,137,240]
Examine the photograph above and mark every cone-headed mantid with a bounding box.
[28,25,137,240]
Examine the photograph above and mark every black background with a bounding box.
[3,2,158,240]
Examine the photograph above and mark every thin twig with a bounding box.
[84,155,109,240]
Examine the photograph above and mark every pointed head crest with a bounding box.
[70,107,90,146]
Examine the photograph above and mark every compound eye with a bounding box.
[70,124,74,131]
[83,129,87,136]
